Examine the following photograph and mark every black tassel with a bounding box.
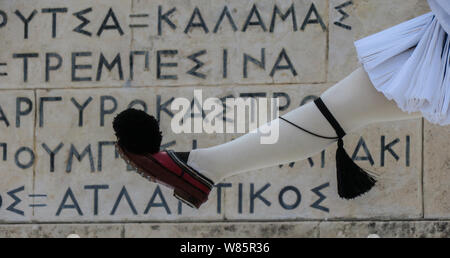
[335,138,377,199]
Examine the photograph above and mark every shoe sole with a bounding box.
[115,143,206,209]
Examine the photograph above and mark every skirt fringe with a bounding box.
[355,12,450,125]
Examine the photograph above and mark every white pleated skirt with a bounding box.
[355,12,450,125]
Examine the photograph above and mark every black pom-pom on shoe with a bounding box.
[112,108,162,155]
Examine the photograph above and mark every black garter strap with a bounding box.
[313,98,346,139]
[279,97,377,200]
[278,117,339,140]
[278,98,345,141]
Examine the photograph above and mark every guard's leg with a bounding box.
[187,67,422,183]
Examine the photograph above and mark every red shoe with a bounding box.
[116,143,214,209]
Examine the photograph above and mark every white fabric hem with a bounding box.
[355,12,450,126]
